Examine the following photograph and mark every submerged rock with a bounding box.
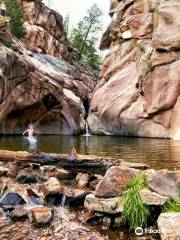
[16,168,42,184]
[95,166,137,198]
[84,194,123,214]
[44,177,63,194]
[10,206,28,221]
[32,207,53,226]
[63,187,90,206]
[102,216,111,230]
[147,170,180,201]
[76,173,90,188]
[55,168,74,180]
[0,192,26,207]
[139,188,169,205]
[157,212,180,240]
[0,166,9,177]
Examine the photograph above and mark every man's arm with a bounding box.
[22,129,28,135]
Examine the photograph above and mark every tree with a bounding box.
[4,0,26,38]
[63,14,70,36]
[70,4,103,70]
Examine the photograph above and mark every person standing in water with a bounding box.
[22,124,39,137]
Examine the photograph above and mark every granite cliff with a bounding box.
[0,0,95,135]
[88,0,180,138]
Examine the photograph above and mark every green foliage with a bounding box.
[0,15,9,27]
[122,174,149,228]
[63,14,70,36]
[163,200,180,213]
[4,0,26,38]
[70,4,103,70]
[5,42,18,51]
[137,42,145,52]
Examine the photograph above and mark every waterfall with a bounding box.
[60,195,66,207]
[83,121,91,137]
[173,129,180,141]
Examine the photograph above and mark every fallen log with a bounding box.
[0,149,149,174]
[0,149,112,174]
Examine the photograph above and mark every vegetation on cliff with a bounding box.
[3,0,26,38]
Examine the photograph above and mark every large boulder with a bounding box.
[147,170,180,201]
[32,207,53,226]
[95,166,137,198]
[0,192,26,209]
[157,212,180,240]
[84,194,123,214]
[88,0,180,139]
[44,177,63,195]
[139,188,169,205]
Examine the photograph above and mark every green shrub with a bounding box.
[4,0,26,38]
[163,200,180,213]
[5,42,18,51]
[122,173,149,228]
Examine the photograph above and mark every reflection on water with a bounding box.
[0,135,180,170]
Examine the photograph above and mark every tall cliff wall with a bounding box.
[0,0,96,135]
[88,0,180,138]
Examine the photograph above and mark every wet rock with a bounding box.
[84,211,98,223]
[95,166,138,198]
[0,207,4,217]
[114,216,124,227]
[157,212,180,240]
[40,165,56,177]
[44,177,63,195]
[139,188,169,205]
[84,194,123,214]
[102,216,111,230]
[147,170,180,201]
[63,187,90,206]
[44,177,63,205]
[32,207,53,226]
[89,174,103,190]
[121,161,150,170]
[26,186,44,199]
[7,164,18,178]
[10,206,28,221]
[0,166,9,177]
[0,180,7,196]
[16,168,42,184]
[55,168,74,180]
[0,192,26,209]
[76,173,90,188]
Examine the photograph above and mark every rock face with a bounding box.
[0,0,96,135]
[95,166,137,198]
[84,193,123,214]
[157,212,180,240]
[139,188,169,205]
[88,0,180,138]
[147,170,180,201]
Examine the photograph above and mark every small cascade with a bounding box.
[83,121,91,137]
[173,129,180,141]
[60,195,66,207]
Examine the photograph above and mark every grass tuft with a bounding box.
[163,199,180,213]
[122,173,149,228]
